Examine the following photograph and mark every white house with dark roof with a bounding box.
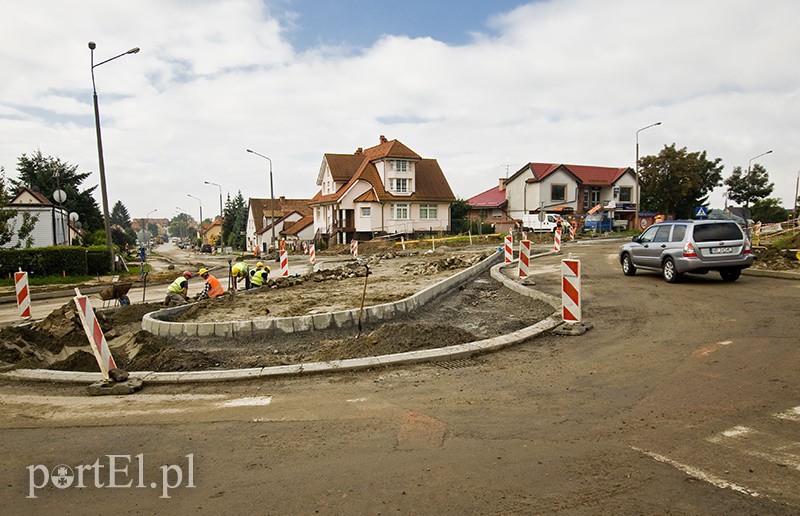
[1,187,74,248]
[245,197,312,253]
[503,162,637,228]
[310,135,455,244]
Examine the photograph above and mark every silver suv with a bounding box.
[619,220,754,283]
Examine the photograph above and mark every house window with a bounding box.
[360,207,371,217]
[391,178,410,193]
[419,204,437,219]
[619,187,632,202]
[551,184,566,202]
[391,160,408,172]
[392,203,409,220]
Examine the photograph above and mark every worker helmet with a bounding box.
[266,266,271,272]
[198,268,208,276]
[256,262,264,268]
[183,270,192,278]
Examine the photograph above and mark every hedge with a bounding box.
[0,246,113,278]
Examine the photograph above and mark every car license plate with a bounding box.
[710,247,733,254]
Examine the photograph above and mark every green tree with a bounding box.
[749,198,788,223]
[110,200,132,228]
[0,167,38,247]
[724,164,774,210]
[169,213,196,240]
[639,143,724,218]
[12,150,104,231]
[449,198,471,233]
[223,192,247,250]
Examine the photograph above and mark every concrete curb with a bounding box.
[742,268,800,281]
[142,251,504,338]
[0,252,562,384]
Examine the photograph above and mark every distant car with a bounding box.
[619,219,754,283]
[200,244,212,253]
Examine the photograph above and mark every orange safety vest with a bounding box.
[205,274,225,298]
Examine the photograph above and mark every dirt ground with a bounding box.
[0,249,553,373]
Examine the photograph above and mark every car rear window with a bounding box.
[693,222,743,242]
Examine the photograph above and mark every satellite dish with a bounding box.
[69,212,79,222]
[53,189,67,204]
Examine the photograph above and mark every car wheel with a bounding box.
[662,257,680,283]
[622,254,636,276]
[720,269,741,282]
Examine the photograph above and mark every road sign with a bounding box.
[694,206,708,219]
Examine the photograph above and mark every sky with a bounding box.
[1,0,798,221]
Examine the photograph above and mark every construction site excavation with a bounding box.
[0,246,554,374]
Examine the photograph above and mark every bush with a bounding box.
[86,246,112,275]
[0,247,88,277]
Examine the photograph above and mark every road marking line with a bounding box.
[631,446,762,498]
[346,397,368,403]
[217,396,273,407]
[707,426,800,470]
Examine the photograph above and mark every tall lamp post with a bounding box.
[187,194,203,243]
[634,122,662,230]
[245,149,276,249]
[744,150,773,226]
[89,41,140,271]
[145,208,157,243]
[204,181,223,220]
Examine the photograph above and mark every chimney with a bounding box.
[498,178,506,191]
[379,135,387,144]
[279,196,286,203]
[355,147,363,155]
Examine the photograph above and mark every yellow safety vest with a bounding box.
[250,269,268,286]
[167,276,187,293]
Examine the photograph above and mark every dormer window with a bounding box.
[390,160,408,172]
[390,178,410,193]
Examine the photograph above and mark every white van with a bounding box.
[521,213,561,233]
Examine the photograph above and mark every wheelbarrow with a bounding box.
[98,282,133,308]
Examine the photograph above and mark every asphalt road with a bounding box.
[1,240,798,514]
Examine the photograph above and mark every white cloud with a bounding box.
[0,0,798,220]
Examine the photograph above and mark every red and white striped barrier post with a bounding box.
[14,269,31,319]
[518,240,531,278]
[504,235,513,263]
[567,222,575,241]
[350,240,358,258]
[280,250,289,277]
[309,244,316,264]
[561,258,581,324]
[553,225,562,252]
[74,288,117,381]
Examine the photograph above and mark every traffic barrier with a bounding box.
[567,222,575,241]
[518,240,531,277]
[74,288,117,381]
[561,258,581,323]
[554,225,562,252]
[504,235,513,263]
[280,250,289,277]
[14,270,31,319]
[351,240,358,258]
[309,244,316,264]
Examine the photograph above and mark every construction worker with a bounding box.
[164,271,192,306]
[196,268,224,300]
[249,262,270,288]
[231,259,250,291]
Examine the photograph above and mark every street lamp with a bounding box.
[187,194,203,242]
[89,41,140,271]
[246,149,276,249]
[634,121,662,230]
[204,181,223,220]
[747,150,773,175]
[146,208,157,243]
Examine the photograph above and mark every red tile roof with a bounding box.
[310,137,454,206]
[511,163,632,187]
[467,185,508,209]
[249,198,312,233]
[281,215,314,236]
